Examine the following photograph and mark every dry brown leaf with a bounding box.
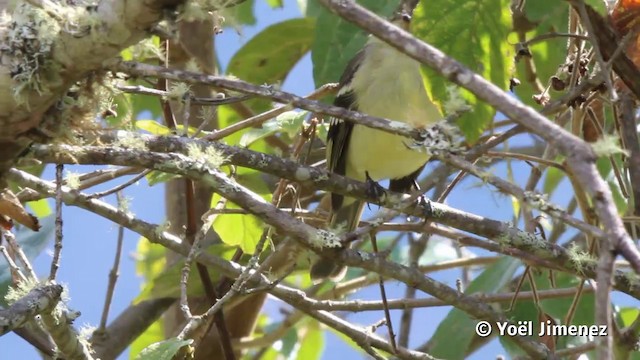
[0,189,40,231]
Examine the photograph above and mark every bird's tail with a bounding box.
[310,197,365,281]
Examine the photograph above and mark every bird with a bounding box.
[309,12,442,281]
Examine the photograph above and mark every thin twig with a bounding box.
[87,170,150,199]
[370,231,397,353]
[204,83,338,141]
[2,229,37,281]
[0,244,28,284]
[97,192,126,332]
[117,84,252,106]
[49,164,63,281]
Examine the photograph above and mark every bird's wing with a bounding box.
[326,49,366,211]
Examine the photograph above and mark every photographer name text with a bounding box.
[475,320,608,338]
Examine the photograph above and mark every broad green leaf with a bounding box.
[266,0,283,8]
[0,216,55,306]
[309,0,397,86]
[136,120,202,137]
[510,195,520,222]
[212,201,264,253]
[239,111,307,147]
[618,307,640,327]
[135,244,236,302]
[136,120,171,135]
[222,18,313,150]
[429,256,521,359]
[121,36,162,62]
[129,319,164,360]
[135,237,166,284]
[107,92,134,127]
[27,198,51,217]
[130,81,163,120]
[280,327,298,357]
[134,338,193,360]
[145,171,180,186]
[596,157,611,176]
[227,18,315,85]
[135,259,205,302]
[220,0,256,27]
[609,179,628,214]
[542,165,566,195]
[414,0,512,142]
[295,321,324,360]
[513,0,569,108]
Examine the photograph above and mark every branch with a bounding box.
[0,283,62,336]
[8,170,436,359]
[24,141,640,299]
[91,298,176,360]
[0,0,188,179]
[113,61,436,141]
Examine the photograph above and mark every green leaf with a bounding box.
[129,82,162,120]
[227,18,315,85]
[295,321,324,360]
[135,237,167,283]
[239,110,307,147]
[135,244,236,302]
[618,307,640,327]
[609,179,628,214]
[129,319,164,360]
[134,338,193,360]
[220,0,256,27]
[309,0,397,86]
[135,260,205,302]
[513,0,568,107]
[107,92,135,127]
[136,120,171,135]
[265,0,283,8]
[428,257,521,359]
[212,200,264,253]
[542,165,566,195]
[27,198,51,218]
[145,171,180,186]
[222,18,314,149]
[280,327,299,357]
[0,216,55,306]
[413,0,512,142]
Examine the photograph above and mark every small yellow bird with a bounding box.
[310,13,442,281]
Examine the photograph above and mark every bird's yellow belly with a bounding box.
[345,124,428,181]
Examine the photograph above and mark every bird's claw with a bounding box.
[365,171,386,210]
[418,195,433,218]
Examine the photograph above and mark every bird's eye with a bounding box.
[401,13,412,23]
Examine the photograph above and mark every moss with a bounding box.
[1,3,61,103]
[186,143,226,169]
[311,229,341,249]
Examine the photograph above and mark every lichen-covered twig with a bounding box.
[0,282,62,336]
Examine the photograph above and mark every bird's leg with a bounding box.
[365,171,386,210]
[411,180,432,218]
[418,195,433,218]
